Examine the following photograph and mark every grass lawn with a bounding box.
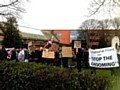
[96,69,111,76]
[81,68,111,76]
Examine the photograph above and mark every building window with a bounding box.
[90,39,99,42]
[108,33,115,36]
[90,33,100,36]
[54,33,62,36]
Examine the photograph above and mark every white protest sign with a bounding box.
[89,47,119,68]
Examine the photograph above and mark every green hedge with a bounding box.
[0,61,119,90]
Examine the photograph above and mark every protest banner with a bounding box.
[29,45,35,51]
[74,41,81,48]
[48,51,55,58]
[28,41,32,52]
[89,47,119,68]
[74,41,81,54]
[42,50,48,58]
[62,47,73,58]
[28,41,32,47]
[42,50,55,59]
[50,43,59,51]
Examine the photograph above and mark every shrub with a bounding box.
[0,61,116,90]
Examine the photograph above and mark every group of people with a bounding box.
[0,45,91,72]
[1,44,120,76]
[0,45,29,62]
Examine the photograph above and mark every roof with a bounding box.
[19,29,59,43]
[41,31,59,42]
[0,25,59,43]
[19,32,46,40]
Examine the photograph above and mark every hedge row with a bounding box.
[0,61,119,90]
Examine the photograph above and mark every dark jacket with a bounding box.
[11,50,16,60]
[76,48,83,60]
[1,49,7,60]
[0,49,4,60]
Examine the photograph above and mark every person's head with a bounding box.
[59,47,62,51]
[0,45,2,49]
[2,45,5,49]
[39,47,43,50]
[16,49,19,52]
[19,47,23,51]
[35,48,39,50]
[11,47,15,51]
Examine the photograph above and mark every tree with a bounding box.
[88,0,120,17]
[0,0,28,19]
[2,17,23,48]
[79,19,102,30]
[100,19,112,29]
[111,17,120,30]
[98,33,107,48]
[78,19,102,48]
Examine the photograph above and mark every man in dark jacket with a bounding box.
[0,49,4,60]
[83,49,89,69]
[76,48,83,72]
[90,46,96,74]
[1,45,7,60]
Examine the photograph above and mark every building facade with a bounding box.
[0,26,59,48]
[46,30,88,48]
[70,30,79,43]
[87,30,120,48]
[46,30,70,44]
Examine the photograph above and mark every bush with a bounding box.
[0,61,116,90]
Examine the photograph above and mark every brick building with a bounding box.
[87,30,120,47]
[46,30,70,44]
[46,30,88,48]
[46,30,120,48]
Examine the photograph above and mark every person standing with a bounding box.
[39,47,44,64]
[11,47,16,62]
[54,51,60,66]
[24,48,29,62]
[1,45,8,60]
[18,47,25,62]
[76,48,83,72]
[90,46,96,75]
[58,47,62,66]
[0,45,4,60]
[68,49,76,69]
[111,45,120,76]
[83,48,89,69]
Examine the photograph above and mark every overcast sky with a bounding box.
[18,0,109,30]
[1,0,119,30]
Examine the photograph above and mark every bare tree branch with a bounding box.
[111,17,120,29]
[88,0,105,17]
[88,0,120,17]
[0,0,18,7]
[0,0,29,20]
